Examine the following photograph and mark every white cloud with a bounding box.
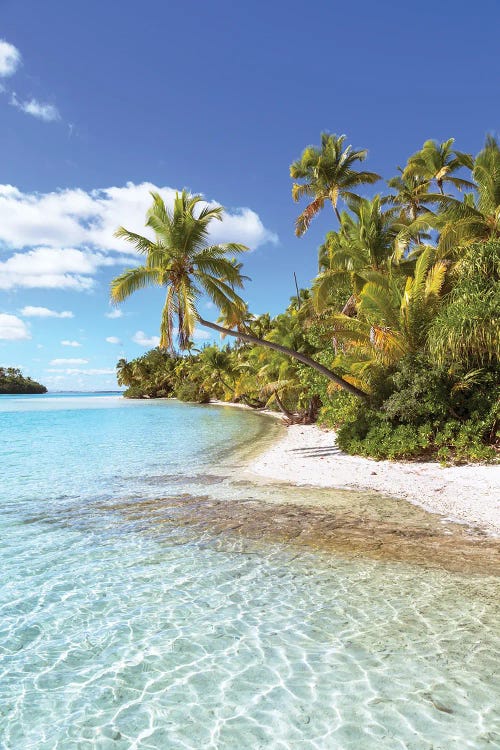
[132,327,209,348]
[49,357,88,365]
[105,336,121,344]
[10,93,60,122]
[207,207,277,249]
[0,182,277,252]
[20,306,74,318]
[191,327,210,341]
[0,246,127,291]
[132,330,160,348]
[0,313,30,340]
[105,309,123,319]
[0,182,277,291]
[0,40,21,78]
[61,340,81,347]
[46,367,115,376]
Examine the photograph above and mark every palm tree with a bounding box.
[312,196,399,314]
[111,190,369,400]
[400,136,500,258]
[433,135,500,255]
[199,345,237,397]
[404,138,474,195]
[259,377,301,419]
[290,132,381,236]
[385,168,433,222]
[246,312,273,339]
[429,240,500,367]
[326,247,448,388]
[116,358,135,387]
[111,191,248,350]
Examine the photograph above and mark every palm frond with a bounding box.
[359,282,400,328]
[110,266,161,303]
[295,196,326,236]
[114,226,157,254]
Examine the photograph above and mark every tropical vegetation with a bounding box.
[0,367,47,394]
[112,133,499,463]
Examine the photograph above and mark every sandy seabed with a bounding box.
[247,423,500,537]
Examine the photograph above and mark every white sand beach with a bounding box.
[248,423,500,536]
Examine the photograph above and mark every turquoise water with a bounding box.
[1,394,499,749]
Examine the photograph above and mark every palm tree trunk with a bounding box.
[273,391,295,419]
[240,395,267,409]
[197,317,369,401]
[218,373,234,393]
[341,294,357,317]
[307,394,321,422]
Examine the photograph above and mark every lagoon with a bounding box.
[1,395,499,749]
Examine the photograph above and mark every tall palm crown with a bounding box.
[116,358,134,387]
[325,247,448,388]
[313,196,399,312]
[385,169,433,222]
[404,138,474,195]
[411,136,500,257]
[290,132,381,236]
[110,191,248,350]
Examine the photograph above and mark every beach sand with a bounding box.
[247,422,500,537]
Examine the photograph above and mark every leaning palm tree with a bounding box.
[112,191,247,350]
[290,132,381,235]
[110,190,368,400]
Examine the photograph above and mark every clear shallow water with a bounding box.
[1,395,499,749]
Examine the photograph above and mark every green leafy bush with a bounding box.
[174,382,210,403]
[123,385,152,399]
[334,356,498,463]
[381,355,451,425]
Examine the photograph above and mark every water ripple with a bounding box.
[1,397,499,748]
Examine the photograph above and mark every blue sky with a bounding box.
[1,0,499,391]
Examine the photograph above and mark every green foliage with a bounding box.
[429,240,500,367]
[334,356,498,463]
[382,355,451,424]
[111,190,248,350]
[290,132,380,235]
[337,415,435,460]
[174,382,210,403]
[114,131,499,463]
[123,384,151,399]
[0,367,47,394]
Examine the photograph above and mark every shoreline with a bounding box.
[128,397,499,539]
[244,421,500,537]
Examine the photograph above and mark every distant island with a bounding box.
[0,367,47,394]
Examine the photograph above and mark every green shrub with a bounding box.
[334,356,499,463]
[123,384,150,399]
[337,417,434,460]
[382,355,451,425]
[174,382,210,403]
